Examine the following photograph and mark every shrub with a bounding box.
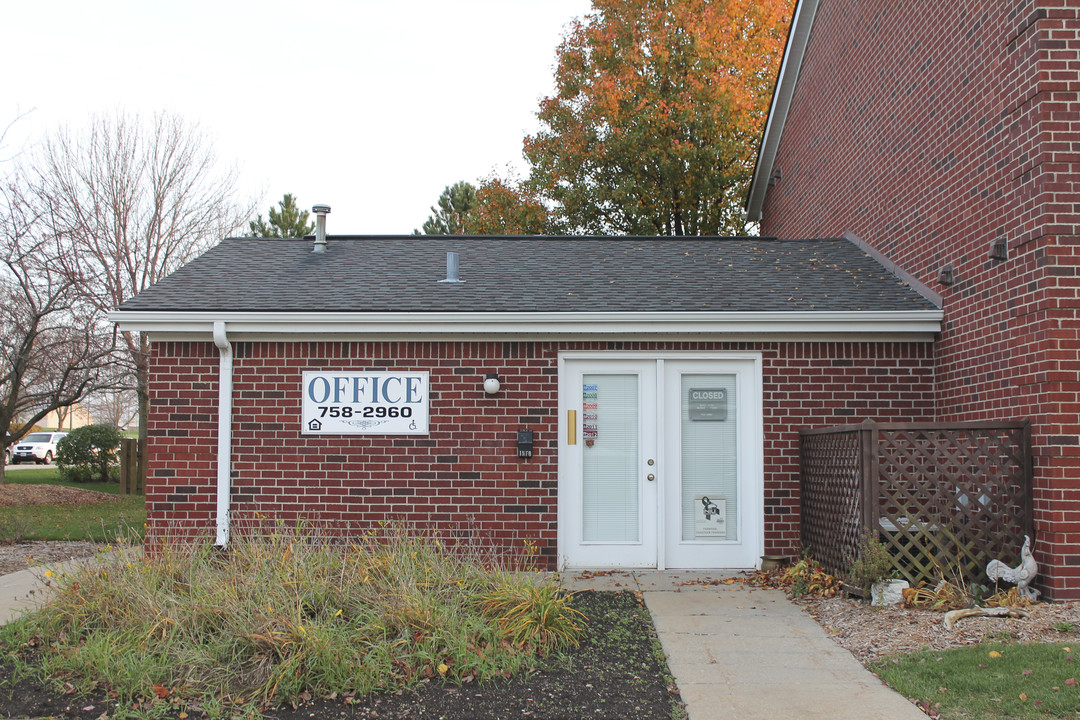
[56,424,122,483]
[845,530,896,593]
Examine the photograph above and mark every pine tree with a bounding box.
[417,182,479,235]
[249,193,315,238]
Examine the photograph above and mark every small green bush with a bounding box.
[56,424,122,483]
[845,530,896,593]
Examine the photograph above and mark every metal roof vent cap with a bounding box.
[312,204,331,253]
[439,251,465,283]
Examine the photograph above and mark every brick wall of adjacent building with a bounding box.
[146,338,935,568]
[760,1,1080,596]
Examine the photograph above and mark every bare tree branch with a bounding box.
[0,172,114,481]
[31,111,254,483]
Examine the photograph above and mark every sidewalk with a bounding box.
[562,570,926,720]
[0,561,79,625]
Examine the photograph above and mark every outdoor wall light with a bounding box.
[938,264,955,286]
[988,236,1008,261]
[484,373,501,395]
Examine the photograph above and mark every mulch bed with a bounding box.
[0,484,115,507]
[0,591,684,720]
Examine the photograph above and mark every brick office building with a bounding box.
[112,234,940,571]
[746,0,1080,597]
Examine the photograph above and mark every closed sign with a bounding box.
[688,387,727,421]
[302,371,429,435]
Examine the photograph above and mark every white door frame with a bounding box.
[557,351,764,570]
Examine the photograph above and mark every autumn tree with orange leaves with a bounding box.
[471,176,550,235]
[525,0,793,236]
[417,175,551,235]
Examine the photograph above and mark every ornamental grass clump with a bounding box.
[0,523,585,718]
[477,572,587,654]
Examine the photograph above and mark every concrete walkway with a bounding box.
[562,570,927,720]
[0,561,81,625]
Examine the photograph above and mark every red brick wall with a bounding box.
[760,1,1080,596]
[146,339,934,567]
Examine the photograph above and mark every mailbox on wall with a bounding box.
[517,429,534,459]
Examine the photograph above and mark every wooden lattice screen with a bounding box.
[800,421,1033,589]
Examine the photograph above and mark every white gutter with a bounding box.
[745,0,821,222]
[110,309,942,339]
[212,321,233,546]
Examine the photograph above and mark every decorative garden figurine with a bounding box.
[986,535,1040,600]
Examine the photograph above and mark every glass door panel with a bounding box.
[679,374,738,542]
[582,374,640,542]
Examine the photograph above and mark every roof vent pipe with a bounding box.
[439,251,465,283]
[312,204,331,252]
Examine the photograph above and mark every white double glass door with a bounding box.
[558,354,762,569]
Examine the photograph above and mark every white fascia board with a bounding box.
[745,0,821,222]
[110,309,942,339]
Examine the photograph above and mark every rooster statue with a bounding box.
[986,535,1040,600]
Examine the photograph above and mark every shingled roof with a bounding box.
[116,235,938,314]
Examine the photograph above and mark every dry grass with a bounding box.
[0,522,584,718]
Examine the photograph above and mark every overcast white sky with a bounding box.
[1,0,594,235]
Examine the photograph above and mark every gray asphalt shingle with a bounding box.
[116,236,937,313]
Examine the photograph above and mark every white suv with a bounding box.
[9,432,67,465]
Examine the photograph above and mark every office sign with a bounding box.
[302,371,429,435]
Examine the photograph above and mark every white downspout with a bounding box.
[213,321,233,546]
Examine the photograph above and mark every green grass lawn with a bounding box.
[0,466,145,543]
[875,642,1080,719]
